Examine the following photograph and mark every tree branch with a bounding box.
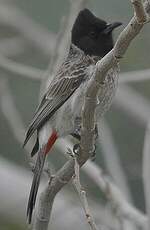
[33,0,150,229]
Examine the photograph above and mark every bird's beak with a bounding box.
[103,22,122,34]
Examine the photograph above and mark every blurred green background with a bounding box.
[0,0,150,229]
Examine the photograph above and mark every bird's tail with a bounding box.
[27,130,58,224]
[27,149,46,224]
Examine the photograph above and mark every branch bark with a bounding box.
[131,0,147,23]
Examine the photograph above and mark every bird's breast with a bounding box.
[71,64,119,120]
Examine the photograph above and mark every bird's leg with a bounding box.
[73,143,81,156]
[72,124,98,159]
[74,116,82,138]
[90,124,98,161]
[71,118,98,159]
[70,116,81,156]
[71,116,81,140]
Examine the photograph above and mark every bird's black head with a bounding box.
[71,9,122,58]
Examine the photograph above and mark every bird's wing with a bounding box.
[23,73,85,146]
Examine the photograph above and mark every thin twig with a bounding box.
[73,154,98,230]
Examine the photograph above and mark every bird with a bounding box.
[23,8,122,224]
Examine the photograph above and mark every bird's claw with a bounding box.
[73,143,80,156]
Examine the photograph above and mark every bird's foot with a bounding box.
[66,144,80,158]
[73,143,80,156]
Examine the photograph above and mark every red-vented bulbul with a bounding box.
[23,8,122,223]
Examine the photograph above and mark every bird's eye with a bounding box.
[89,31,97,39]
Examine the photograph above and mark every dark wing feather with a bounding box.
[23,74,84,147]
